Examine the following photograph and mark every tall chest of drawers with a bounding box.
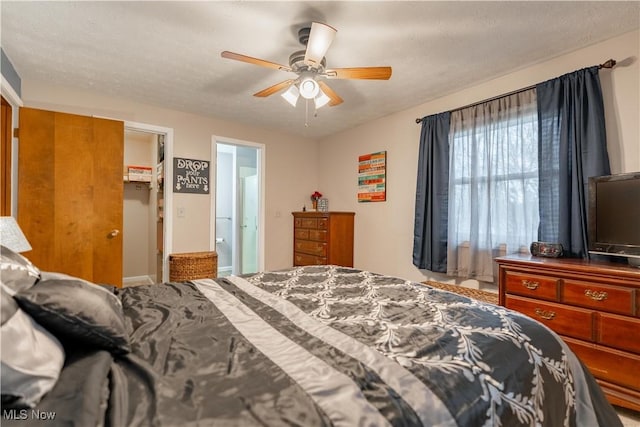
[496,255,640,411]
[292,211,355,267]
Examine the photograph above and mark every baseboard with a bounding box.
[123,275,155,286]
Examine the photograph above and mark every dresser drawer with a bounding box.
[294,240,327,256]
[295,229,309,239]
[299,218,319,229]
[563,280,634,316]
[309,229,328,242]
[294,218,328,230]
[294,252,326,266]
[504,272,559,301]
[506,295,594,341]
[598,313,640,354]
[565,336,640,392]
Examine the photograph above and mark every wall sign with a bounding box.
[174,157,210,194]
[358,151,386,202]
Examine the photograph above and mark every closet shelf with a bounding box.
[123,176,153,188]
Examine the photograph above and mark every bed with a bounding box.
[0,246,622,426]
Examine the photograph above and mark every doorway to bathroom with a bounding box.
[214,137,264,276]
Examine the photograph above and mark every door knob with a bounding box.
[108,229,120,238]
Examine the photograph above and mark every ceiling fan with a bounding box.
[221,22,392,109]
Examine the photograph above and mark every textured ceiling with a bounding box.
[2,1,639,140]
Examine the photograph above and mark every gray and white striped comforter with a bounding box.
[118,265,621,427]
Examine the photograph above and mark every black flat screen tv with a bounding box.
[588,172,640,266]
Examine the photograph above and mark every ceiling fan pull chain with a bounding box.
[305,99,310,127]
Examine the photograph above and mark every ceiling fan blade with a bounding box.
[221,51,292,72]
[324,67,392,80]
[304,22,336,68]
[317,81,343,106]
[253,79,296,97]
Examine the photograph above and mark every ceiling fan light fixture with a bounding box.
[304,22,336,67]
[314,89,331,109]
[222,21,391,114]
[299,77,319,99]
[281,84,300,107]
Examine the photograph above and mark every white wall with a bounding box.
[318,30,640,285]
[20,81,319,271]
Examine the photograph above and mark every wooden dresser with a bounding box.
[496,255,640,411]
[292,211,355,267]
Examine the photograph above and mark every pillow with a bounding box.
[14,276,130,355]
[40,271,119,295]
[39,271,100,286]
[1,284,19,326]
[1,285,65,408]
[21,349,114,426]
[0,245,40,295]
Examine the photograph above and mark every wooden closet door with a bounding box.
[18,107,124,286]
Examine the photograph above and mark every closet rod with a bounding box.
[415,58,616,124]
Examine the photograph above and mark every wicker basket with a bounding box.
[169,251,218,281]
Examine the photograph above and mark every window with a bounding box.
[447,90,539,281]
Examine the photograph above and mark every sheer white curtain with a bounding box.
[447,89,539,282]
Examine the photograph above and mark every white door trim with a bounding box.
[2,76,23,217]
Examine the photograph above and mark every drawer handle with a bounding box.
[584,289,608,301]
[522,279,539,290]
[534,308,556,320]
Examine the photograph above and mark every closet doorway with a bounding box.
[123,122,173,284]
[214,137,264,276]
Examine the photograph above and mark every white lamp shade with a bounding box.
[281,85,300,107]
[304,22,336,67]
[314,90,331,109]
[299,77,320,99]
[0,217,32,252]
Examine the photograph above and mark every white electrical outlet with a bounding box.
[177,207,185,217]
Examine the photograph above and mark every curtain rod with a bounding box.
[415,59,616,124]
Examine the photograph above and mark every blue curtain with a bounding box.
[413,112,450,271]
[536,66,611,258]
